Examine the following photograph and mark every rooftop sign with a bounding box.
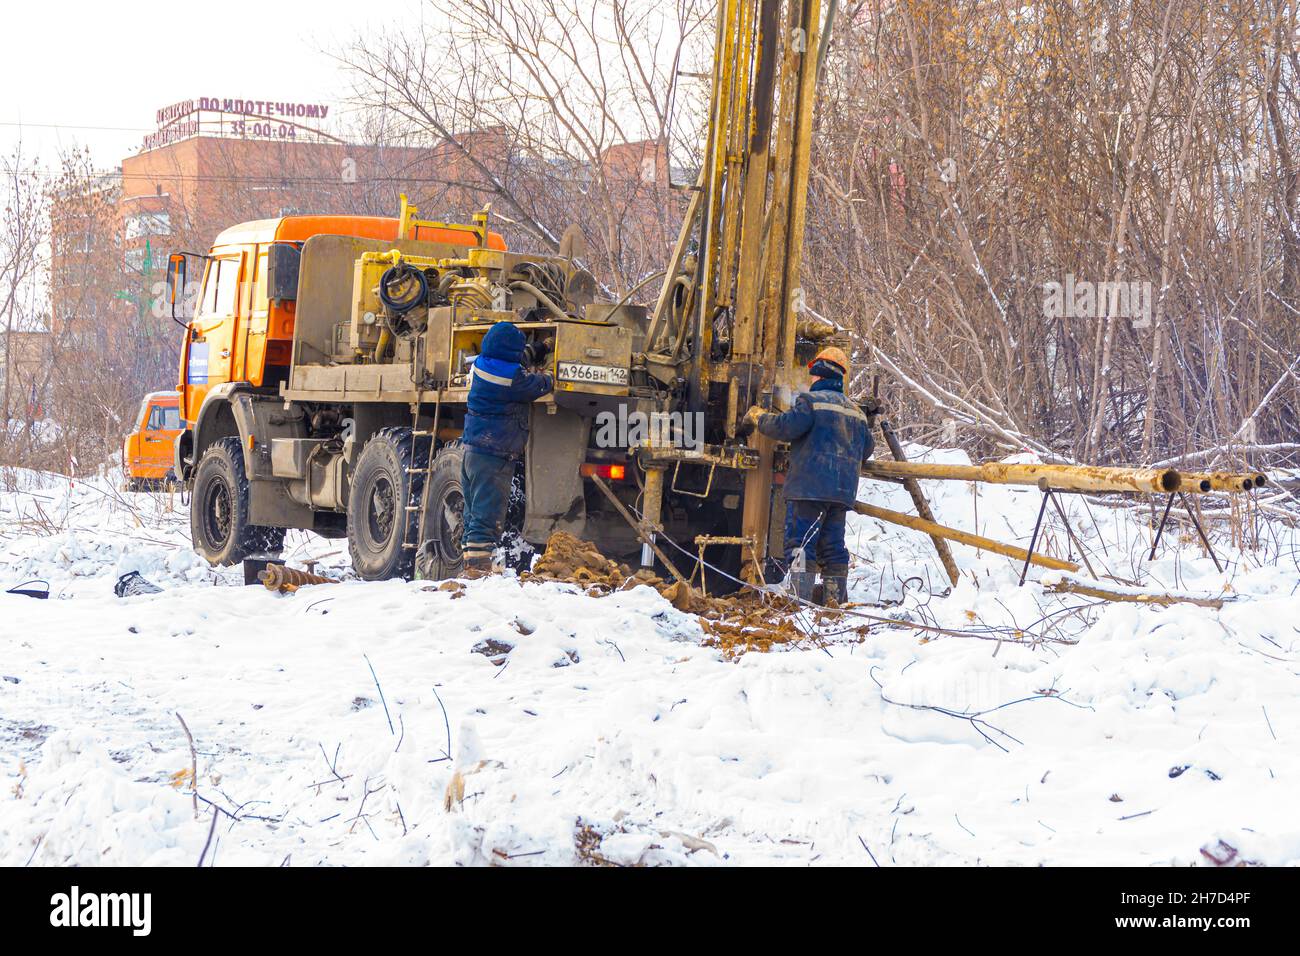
[143,98,335,152]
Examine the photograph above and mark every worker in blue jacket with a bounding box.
[742,346,873,605]
[461,322,554,571]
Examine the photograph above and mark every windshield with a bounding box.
[196,257,240,319]
[148,404,181,430]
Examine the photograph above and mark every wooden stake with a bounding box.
[1044,576,1226,609]
[878,419,960,586]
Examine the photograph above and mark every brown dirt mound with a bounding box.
[525,531,697,610]
[527,531,631,590]
[523,531,858,655]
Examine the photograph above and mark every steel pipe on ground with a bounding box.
[1179,472,1266,493]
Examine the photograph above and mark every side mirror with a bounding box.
[167,253,186,318]
[266,242,301,302]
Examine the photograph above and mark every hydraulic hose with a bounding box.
[509,280,569,320]
[379,265,428,314]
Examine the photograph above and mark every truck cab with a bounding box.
[171,213,501,473]
[122,391,181,490]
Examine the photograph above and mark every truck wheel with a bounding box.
[418,441,466,579]
[347,427,428,581]
[191,436,285,566]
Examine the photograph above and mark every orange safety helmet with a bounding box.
[809,345,850,377]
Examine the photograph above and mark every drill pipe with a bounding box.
[259,564,336,592]
[861,460,1181,495]
[1179,471,1267,493]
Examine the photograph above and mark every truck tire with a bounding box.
[418,441,466,579]
[347,426,428,581]
[191,436,285,566]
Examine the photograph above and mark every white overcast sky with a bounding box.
[0,0,407,169]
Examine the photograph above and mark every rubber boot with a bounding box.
[788,572,817,602]
[462,547,493,577]
[785,545,815,602]
[821,564,849,608]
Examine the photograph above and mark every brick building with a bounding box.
[49,95,674,338]
[48,99,514,333]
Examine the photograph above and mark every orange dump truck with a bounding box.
[122,391,182,490]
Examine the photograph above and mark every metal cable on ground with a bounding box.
[608,489,1082,644]
[644,514,1075,646]
[624,497,860,640]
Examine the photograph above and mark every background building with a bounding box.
[51,98,520,334]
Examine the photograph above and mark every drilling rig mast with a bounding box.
[639,0,834,580]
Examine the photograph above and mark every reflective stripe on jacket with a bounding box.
[462,324,554,459]
[757,384,874,505]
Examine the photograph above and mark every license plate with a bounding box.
[557,362,628,386]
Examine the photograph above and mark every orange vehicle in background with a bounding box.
[122,391,182,490]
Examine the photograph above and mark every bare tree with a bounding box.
[0,141,50,460]
[342,0,711,296]
[801,0,1300,470]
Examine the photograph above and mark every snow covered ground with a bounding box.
[1,451,1298,867]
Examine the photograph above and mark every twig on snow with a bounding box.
[175,711,198,819]
[1118,809,1156,821]
[858,835,880,866]
[364,654,395,736]
[348,778,386,839]
[319,743,346,784]
[431,684,452,762]
[306,774,353,791]
[197,805,219,867]
[868,665,1090,752]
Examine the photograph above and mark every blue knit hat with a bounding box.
[480,322,526,363]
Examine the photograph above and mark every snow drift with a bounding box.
[1,452,1297,866]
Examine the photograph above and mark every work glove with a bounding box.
[523,339,552,368]
[739,404,765,435]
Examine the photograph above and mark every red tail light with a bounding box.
[580,463,626,481]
